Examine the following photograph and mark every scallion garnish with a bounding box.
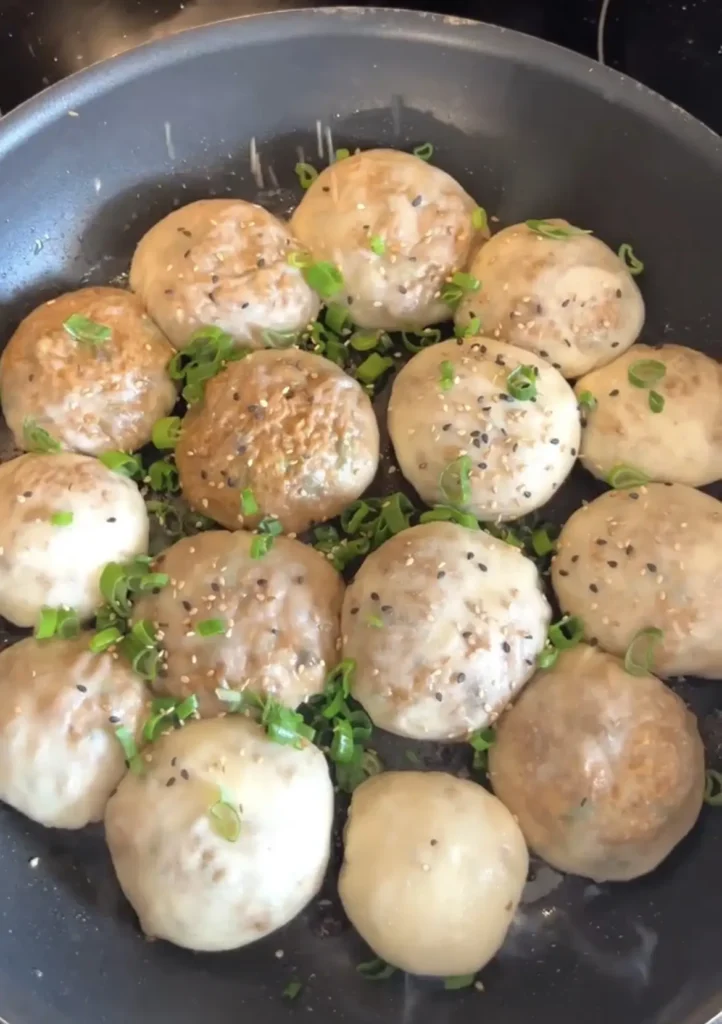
[349,330,383,352]
[208,786,242,842]
[262,329,298,349]
[649,390,664,413]
[240,488,259,516]
[51,511,73,526]
[412,142,434,161]
[168,325,248,404]
[335,147,350,161]
[357,959,397,980]
[469,726,495,772]
[444,975,476,991]
[319,658,356,719]
[369,235,386,256]
[258,515,283,536]
[151,416,182,450]
[196,617,227,637]
[531,525,557,557]
[401,328,442,353]
[367,614,384,629]
[472,207,488,232]
[506,364,538,401]
[142,694,199,742]
[441,271,480,309]
[99,555,165,619]
[261,698,315,748]
[147,459,179,493]
[439,455,473,506]
[577,390,597,412]
[405,750,423,767]
[99,450,143,479]
[63,313,111,345]
[455,316,481,339]
[34,606,79,640]
[119,619,162,682]
[295,162,318,189]
[115,725,143,775]
[704,769,722,807]
[23,418,61,454]
[288,250,312,269]
[355,352,395,386]
[607,464,650,489]
[420,505,480,530]
[313,527,370,570]
[439,360,455,391]
[526,219,592,240]
[34,607,59,640]
[89,626,123,653]
[303,261,344,300]
[628,359,666,388]
[251,534,273,559]
[623,627,663,676]
[330,718,355,763]
[335,747,384,794]
[325,303,352,335]
[618,243,644,275]
[537,644,559,670]
[548,615,584,650]
[282,980,303,1001]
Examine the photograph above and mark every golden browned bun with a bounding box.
[129,199,320,350]
[576,343,722,486]
[0,287,176,455]
[489,644,705,882]
[290,149,484,330]
[455,220,645,378]
[551,483,722,678]
[176,349,379,534]
[133,530,344,716]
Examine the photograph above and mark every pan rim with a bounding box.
[0,6,720,166]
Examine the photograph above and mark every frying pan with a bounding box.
[0,9,720,1024]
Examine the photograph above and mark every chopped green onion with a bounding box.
[357,959,396,980]
[531,525,557,557]
[176,694,198,721]
[649,390,664,413]
[240,488,259,516]
[324,334,347,366]
[313,528,370,571]
[526,219,592,240]
[349,330,381,352]
[51,511,73,526]
[169,325,244,404]
[607,464,650,489]
[325,303,352,335]
[355,353,395,385]
[577,390,597,412]
[99,450,143,479]
[455,316,481,339]
[115,725,143,774]
[258,516,283,536]
[63,313,111,345]
[330,718,355,763]
[196,618,227,637]
[320,658,356,719]
[537,644,559,670]
[704,769,722,807]
[295,162,318,189]
[469,726,496,772]
[89,626,123,653]
[507,364,538,401]
[624,627,663,676]
[287,251,312,269]
[441,271,480,309]
[444,975,476,990]
[23,418,61,454]
[335,148,350,161]
[618,243,644,275]
[412,142,434,161]
[472,207,488,232]
[303,261,344,300]
[56,607,80,639]
[34,606,59,640]
[628,359,666,388]
[405,750,423,767]
[215,687,265,714]
[209,787,242,842]
[420,505,479,530]
[282,980,303,1001]
[439,455,473,506]
[251,534,273,559]
[439,360,455,392]
[262,698,315,748]
[335,747,384,794]
[367,614,384,629]
[151,416,182,450]
[262,329,298,349]
[548,615,584,650]
[369,235,386,256]
[119,619,161,682]
[341,500,379,535]
[143,694,199,742]
[148,459,179,493]
[379,492,414,538]
[401,328,442,353]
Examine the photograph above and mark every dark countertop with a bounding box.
[0,0,720,132]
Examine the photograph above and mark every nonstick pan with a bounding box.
[0,9,720,1024]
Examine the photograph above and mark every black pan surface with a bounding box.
[0,9,720,1024]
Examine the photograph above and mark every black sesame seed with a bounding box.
[442,423,452,431]
[571,448,577,456]
[227,477,238,488]
[539,350,549,358]
[241,302,250,309]
[571,554,579,563]
[171,757,177,767]
[294,576,305,585]
[550,438,559,445]
[562,299,571,308]
[477,563,487,572]
[462,631,472,639]
[180,769,190,781]
[322,186,330,193]
[411,194,422,207]
[237,443,247,455]
[456,672,466,682]
[257,578,268,587]
[589,583,599,593]
[552,362,562,370]
[595,538,607,546]
[481,433,489,444]
[435,692,443,702]
[211,274,219,284]
[536,303,543,314]
[478,462,488,470]
[495,355,506,367]
[107,516,117,523]
[646,562,657,573]
[166,777,176,787]
[370,592,379,601]
[350,607,359,615]
[607,560,618,568]
[609,389,620,397]
[472,438,482,448]
[611,342,620,348]
[523,490,532,498]
[23,491,32,498]
[210,581,221,593]
[502,641,511,653]
[381,605,392,613]
[233,392,240,401]
[626,544,635,556]
[559,569,569,577]
[257,257,266,268]
[466,552,474,560]
[616,288,622,298]
[430,838,438,845]
[182,600,192,612]
[108,715,120,724]
[589,637,599,647]
[200,470,208,481]
[76,684,88,693]
[437,571,446,579]
[629,492,639,500]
